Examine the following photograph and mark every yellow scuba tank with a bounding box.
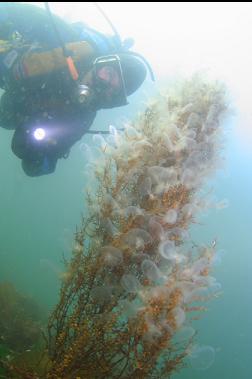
[12,41,95,79]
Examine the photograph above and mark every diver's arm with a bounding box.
[11,107,97,177]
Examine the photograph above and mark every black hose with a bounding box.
[93,2,122,46]
[86,128,125,134]
[93,2,155,81]
[44,2,69,57]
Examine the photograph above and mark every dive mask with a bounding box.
[93,55,128,109]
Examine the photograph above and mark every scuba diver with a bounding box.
[0,3,154,176]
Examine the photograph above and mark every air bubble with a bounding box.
[122,228,152,250]
[91,286,112,305]
[164,209,177,224]
[101,246,123,267]
[93,134,107,150]
[141,259,162,282]
[189,345,215,370]
[121,274,140,293]
[158,240,184,263]
[174,326,195,343]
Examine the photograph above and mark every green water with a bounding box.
[1,3,252,378]
[174,131,252,378]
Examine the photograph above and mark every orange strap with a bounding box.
[66,56,79,81]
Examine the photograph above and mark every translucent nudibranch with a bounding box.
[46,75,228,379]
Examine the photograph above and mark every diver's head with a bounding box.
[79,54,147,110]
[118,54,147,96]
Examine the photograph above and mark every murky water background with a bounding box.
[1,3,252,378]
